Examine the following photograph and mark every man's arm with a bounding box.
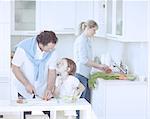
[12,64,35,94]
[43,69,56,100]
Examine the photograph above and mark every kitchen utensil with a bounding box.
[32,92,43,100]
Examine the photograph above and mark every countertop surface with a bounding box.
[0,98,91,112]
[97,78,147,85]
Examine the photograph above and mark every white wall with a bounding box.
[124,42,148,76]
[93,37,148,77]
[147,1,150,118]
[11,34,148,77]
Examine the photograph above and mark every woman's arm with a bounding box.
[86,60,106,69]
[86,60,112,73]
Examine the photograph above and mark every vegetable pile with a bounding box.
[88,72,136,89]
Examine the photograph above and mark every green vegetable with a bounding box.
[126,74,136,81]
[88,72,119,89]
[88,72,136,89]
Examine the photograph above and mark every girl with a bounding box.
[53,58,85,119]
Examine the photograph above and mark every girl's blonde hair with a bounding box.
[78,20,98,35]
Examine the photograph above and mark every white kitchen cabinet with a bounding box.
[93,1,106,38]
[0,24,11,78]
[148,1,150,118]
[37,1,75,34]
[0,82,10,100]
[0,1,11,100]
[75,1,94,35]
[75,0,106,37]
[92,79,147,119]
[0,1,10,79]
[106,0,148,42]
[11,0,36,35]
[0,1,10,23]
[11,0,75,35]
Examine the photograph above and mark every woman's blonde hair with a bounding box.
[78,20,98,35]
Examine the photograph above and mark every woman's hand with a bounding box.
[43,89,53,101]
[102,65,112,73]
[97,64,112,73]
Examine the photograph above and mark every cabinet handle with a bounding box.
[63,28,74,30]
[103,4,105,8]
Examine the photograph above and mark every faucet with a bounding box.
[112,60,128,74]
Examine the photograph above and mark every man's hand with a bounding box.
[25,83,35,94]
[43,89,53,101]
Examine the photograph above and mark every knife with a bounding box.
[32,91,43,99]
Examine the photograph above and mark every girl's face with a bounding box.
[56,59,68,74]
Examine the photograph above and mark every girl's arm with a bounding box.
[73,82,85,98]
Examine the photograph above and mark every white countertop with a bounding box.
[96,78,147,85]
[0,98,91,112]
[0,98,92,119]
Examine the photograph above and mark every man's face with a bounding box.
[42,42,56,52]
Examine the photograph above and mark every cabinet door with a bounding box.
[0,82,10,100]
[115,0,123,36]
[0,1,10,100]
[11,0,36,35]
[93,1,106,37]
[37,1,75,34]
[106,84,147,119]
[91,80,106,119]
[0,1,10,23]
[106,0,113,35]
[106,0,123,37]
[123,1,147,42]
[106,0,147,42]
[75,1,94,35]
[0,24,10,78]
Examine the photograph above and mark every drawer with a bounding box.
[0,76,9,83]
[0,83,10,100]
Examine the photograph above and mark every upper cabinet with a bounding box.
[11,0,147,42]
[75,1,94,35]
[93,0,106,38]
[106,0,148,42]
[11,0,75,35]
[0,1,10,23]
[0,1,11,78]
[11,0,36,35]
[75,0,106,37]
[37,1,75,34]
[0,0,11,100]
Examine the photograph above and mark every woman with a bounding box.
[73,20,110,103]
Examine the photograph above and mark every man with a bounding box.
[12,31,58,118]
